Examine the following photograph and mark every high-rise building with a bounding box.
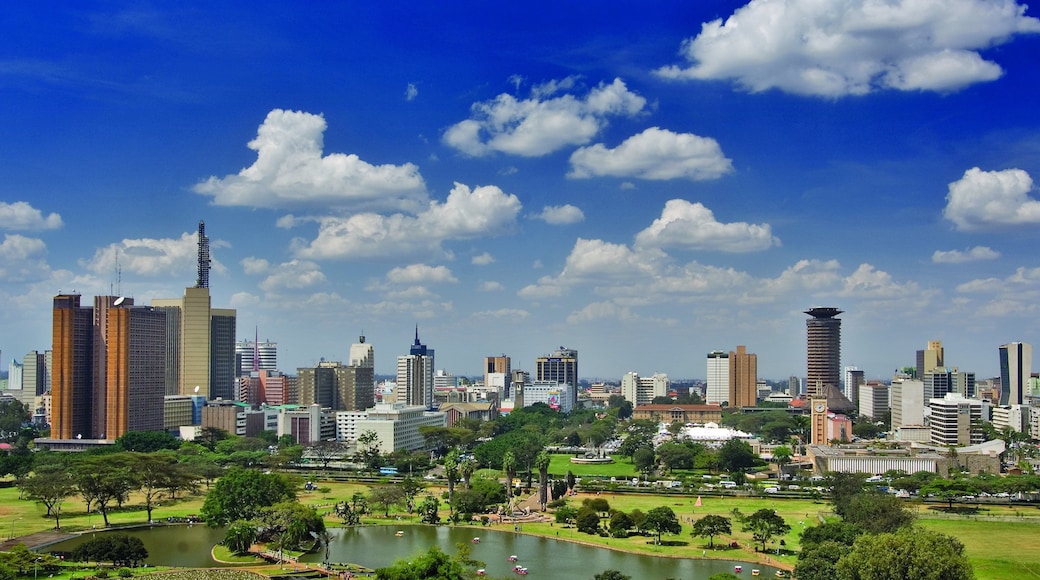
[396,328,435,409]
[620,371,669,407]
[806,307,842,398]
[916,340,944,379]
[52,294,95,440]
[349,334,374,369]
[92,295,129,438]
[536,347,578,409]
[890,377,925,430]
[924,367,975,401]
[705,351,729,405]
[999,342,1032,406]
[152,221,236,399]
[729,346,757,408]
[844,367,864,408]
[236,337,278,376]
[105,305,167,439]
[929,393,984,447]
[298,358,374,411]
[857,381,889,420]
[22,350,50,397]
[484,355,511,397]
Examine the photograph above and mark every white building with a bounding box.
[519,381,573,413]
[891,378,924,430]
[991,405,1028,433]
[844,366,864,407]
[355,402,446,453]
[277,404,336,445]
[335,410,369,443]
[705,351,730,405]
[235,339,278,376]
[620,371,669,407]
[929,393,984,447]
[858,382,890,419]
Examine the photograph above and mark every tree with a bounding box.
[399,476,427,514]
[73,455,138,527]
[369,485,406,517]
[772,445,793,476]
[920,477,978,509]
[197,426,230,451]
[608,511,633,538]
[555,505,578,526]
[633,447,656,476]
[644,506,682,545]
[418,495,441,524]
[717,438,758,472]
[458,456,477,490]
[843,491,915,534]
[657,441,696,471]
[355,430,383,471]
[71,533,147,568]
[114,431,180,453]
[501,450,517,502]
[691,514,731,549]
[742,508,790,552]
[835,527,974,580]
[257,500,325,551]
[827,472,868,519]
[576,507,602,535]
[375,546,468,580]
[222,520,258,555]
[19,462,75,529]
[308,440,344,473]
[795,541,853,580]
[337,492,369,525]
[594,571,631,580]
[131,452,181,523]
[199,467,296,526]
[535,450,550,510]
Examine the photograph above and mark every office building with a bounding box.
[236,337,278,376]
[858,381,889,420]
[355,402,446,453]
[999,342,1032,406]
[23,350,50,397]
[729,346,757,408]
[890,378,925,431]
[298,358,374,411]
[620,371,669,407]
[924,368,975,401]
[536,347,578,409]
[105,305,167,439]
[916,340,944,379]
[705,351,729,405]
[844,367,864,408]
[484,355,511,397]
[929,394,984,447]
[52,294,95,440]
[519,381,574,413]
[92,295,128,438]
[806,307,842,398]
[396,328,435,409]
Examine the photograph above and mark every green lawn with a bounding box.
[547,453,640,478]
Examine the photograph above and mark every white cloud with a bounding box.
[568,127,733,180]
[294,182,521,260]
[405,83,418,101]
[473,307,529,319]
[943,167,1040,231]
[194,109,427,211]
[472,252,495,266]
[479,281,504,291]
[229,291,260,308]
[386,264,458,285]
[634,199,779,252]
[837,263,920,299]
[241,257,270,274]
[258,259,326,292]
[81,231,224,278]
[655,0,1040,97]
[534,205,585,225]
[442,78,647,157]
[0,234,50,282]
[0,201,63,231]
[932,246,1000,263]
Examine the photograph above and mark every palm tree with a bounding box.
[460,457,477,489]
[444,449,460,511]
[772,445,793,478]
[535,450,550,511]
[502,451,517,509]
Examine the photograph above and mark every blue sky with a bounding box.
[2,1,1040,382]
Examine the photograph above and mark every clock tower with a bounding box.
[810,398,828,446]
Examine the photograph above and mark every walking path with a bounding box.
[0,530,75,551]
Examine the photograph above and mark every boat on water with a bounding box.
[394,531,404,537]
[512,565,528,575]
[476,569,486,576]
[734,565,742,573]
[508,555,519,562]
[472,537,481,543]
[775,572,787,578]
[752,570,760,576]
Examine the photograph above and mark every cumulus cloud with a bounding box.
[472,252,495,266]
[81,231,225,277]
[258,259,326,292]
[479,281,504,291]
[837,263,920,298]
[194,109,427,211]
[294,182,522,260]
[568,127,733,180]
[0,201,63,231]
[932,246,1000,263]
[943,167,1040,231]
[442,77,647,157]
[0,234,50,282]
[655,0,1040,97]
[386,264,457,285]
[635,199,779,252]
[534,205,585,225]
[241,257,270,274]
[405,83,418,101]
[474,307,529,319]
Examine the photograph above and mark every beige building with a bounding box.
[632,404,723,424]
[729,345,757,408]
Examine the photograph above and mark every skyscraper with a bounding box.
[999,342,1032,405]
[916,340,944,379]
[729,345,757,408]
[105,305,166,439]
[236,336,278,376]
[806,307,842,398]
[705,350,729,405]
[484,355,511,397]
[397,327,435,408]
[52,294,94,439]
[536,347,578,409]
[844,366,864,407]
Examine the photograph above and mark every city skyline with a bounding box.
[2,2,1040,381]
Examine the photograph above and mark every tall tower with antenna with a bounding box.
[196,220,211,289]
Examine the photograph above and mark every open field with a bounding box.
[3,476,1040,578]
[547,453,640,478]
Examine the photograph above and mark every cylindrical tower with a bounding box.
[805,307,842,399]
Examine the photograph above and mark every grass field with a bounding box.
[547,453,640,478]
[3,476,1039,579]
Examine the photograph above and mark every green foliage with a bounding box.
[576,507,602,535]
[716,438,759,472]
[200,467,296,526]
[835,527,974,580]
[117,568,133,578]
[800,521,864,548]
[473,429,543,473]
[691,514,731,548]
[795,540,853,580]
[375,546,470,580]
[741,508,791,552]
[257,500,325,550]
[113,430,180,452]
[370,485,406,517]
[843,491,915,534]
[0,399,30,440]
[644,506,682,544]
[920,477,978,509]
[706,575,740,580]
[594,570,631,580]
[583,497,610,513]
[337,492,369,525]
[222,520,258,555]
[452,475,505,514]
[633,447,656,475]
[608,511,633,538]
[555,504,578,526]
[418,495,441,524]
[827,472,868,519]
[19,459,76,529]
[71,533,148,567]
[73,454,138,527]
